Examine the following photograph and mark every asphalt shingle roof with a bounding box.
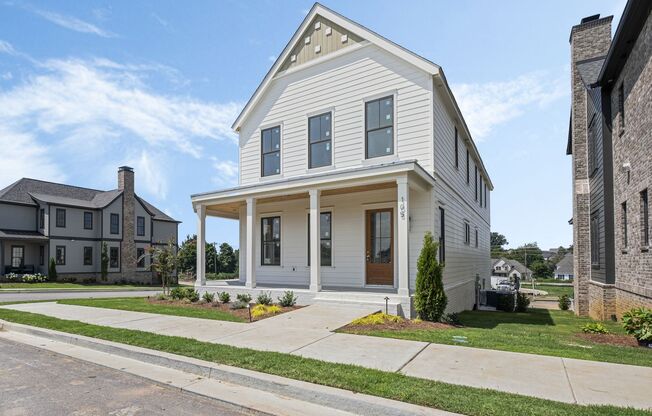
[555,253,574,275]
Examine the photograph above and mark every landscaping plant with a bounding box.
[229,301,247,310]
[622,307,652,345]
[218,291,231,303]
[515,292,530,312]
[100,242,109,282]
[558,294,572,311]
[149,239,179,295]
[414,232,447,321]
[278,290,297,307]
[251,304,281,319]
[497,293,515,312]
[183,288,200,302]
[236,293,252,303]
[581,322,609,334]
[351,313,403,326]
[256,291,273,305]
[48,258,57,281]
[202,292,215,303]
[170,287,185,300]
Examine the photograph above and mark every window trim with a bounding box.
[590,211,600,268]
[56,245,66,266]
[260,125,282,177]
[454,127,459,169]
[39,208,45,229]
[621,201,628,250]
[307,211,332,267]
[439,207,446,263]
[474,165,478,201]
[83,246,93,266]
[466,150,470,185]
[55,208,66,228]
[618,82,625,135]
[364,95,396,160]
[260,216,281,266]
[308,112,333,169]
[109,246,120,269]
[641,189,649,249]
[464,221,471,245]
[136,216,146,237]
[11,245,24,268]
[110,213,120,235]
[83,211,93,230]
[475,228,479,248]
[137,247,146,268]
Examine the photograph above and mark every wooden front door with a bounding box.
[365,208,394,285]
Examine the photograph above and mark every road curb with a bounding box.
[0,319,455,416]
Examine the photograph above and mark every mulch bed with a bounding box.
[147,298,301,322]
[576,332,641,348]
[340,320,459,333]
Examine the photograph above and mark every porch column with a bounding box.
[397,177,410,297]
[196,204,206,286]
[309,189,321,292]
[245,197,257,288]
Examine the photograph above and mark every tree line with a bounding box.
[177,234,239,275]
[490,232,572,279]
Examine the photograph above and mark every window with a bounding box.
[466,150,470,184]
[261,126,281,176]
[261,216,281,265]
[83,246,93,266]
[622,201,628,249]
[474,166,478,201]
[137,216,146,236]
[590,211,600,268]
[39,246,44,266]
[439,208,445,263]
[642,189,649,247]
[11,246,24,268]
[464,222,470,245]
[479,176,483,206]
[83,211,93,230]
[308,112,332,168]
[484,184,488,207]
[475,229,479,248]
[588,114,598,175]
[56,208,66,227]
[307,212,332,266]
[137,247,146,268]
[454,127,459,169]
[39,208,44,228]
[110,247,119,268]
[56,246,66,265]
[618,83,625,131]
[110,213,119,235]
[365,96,394,159]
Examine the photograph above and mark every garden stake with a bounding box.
[247,304,252,322]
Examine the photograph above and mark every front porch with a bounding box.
[0,230,48,277]
[191,160,436,317]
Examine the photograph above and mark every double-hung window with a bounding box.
[110,247,119,268]
[590,211,600,268]
[56,246,66,265]
[39,209,45,228]
[84,211,93,230]
[439,208,446,263]
[56,208,66,228]
[137,216,146,237]
[466,150,470,184]
[137,247,146,268]
[261,216,281,265]
[261,126,281,176]
[110,213,120,235]
[83,246,93,266]
[464,222,470,245]
[11,246,24,268]
[365,96,394,159]
[622,201,628,249]
[307,212,332,266]
[642,189,649,248]
[454,127,459,169]
[308,113,332,168]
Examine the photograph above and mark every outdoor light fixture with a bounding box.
[247,303,252,322]
[384,296,390,314]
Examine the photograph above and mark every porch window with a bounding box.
[56,208,66,228]
[307,212,332,266]
[84,211,93,230]
[261,216,281,265]
[83,246,93,266]
[110,246,120,268]
[39,208,45,228]
[365,96,394,159]
[11,246,24,268]
[137,247,145,268]
[137,216,146,236]
[56,246,66,265]
[110,213,119,234]
[308,112,332,168]
[261,126,281,176]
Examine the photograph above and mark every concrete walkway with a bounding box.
[3,302,652,410]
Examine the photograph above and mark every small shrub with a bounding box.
[497,293,515,312]
[515,292,530,312]
[48,258,57,281]
[170,287,185,300]
[582,322,609,334]
[351,313,403,326]
[205,272,239,280]
[256,291,273,305]
[202,292,215,303]
[558,294,572,311]
[278,291,297,307]
[218,291,231,303]
[229,301,247,310]
[236,293,252,303]
[622,307,652,342]
[414,232,447,321]
[184,288,200,302]
[251,304,282,319]
[155,293,168,301]
[440,313,461,325]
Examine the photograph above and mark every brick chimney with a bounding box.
[569,15,612,316]
[118,166,137,281]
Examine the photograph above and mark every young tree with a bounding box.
[490,232,508,252]
[531,261,553,279]
[414,232,447,321]
[149,239,179,295]
[217,242,237,273]
[100,242,109,282]
[176,234,218,275]
[48,257,57,282]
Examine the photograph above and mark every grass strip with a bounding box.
[0,308,647,416]
[58,297,245,323]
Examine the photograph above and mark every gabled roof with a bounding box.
[231,2,493,190]
[555,253,574,275]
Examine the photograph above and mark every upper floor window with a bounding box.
[464,222,470,245]
[474,166,478,201]
[484,184,488,207]
[365,96,394,159]
[110,213,120,235]
[618,83,625,132]
[439,207,446,263]
[466,150,470,184]
[622,201,628,249]
[475,229,479,248]
[308,113,332,168]
[137,216,146,237]
[454,127,459,169]
[261,126,281,176]
[261,216,281,265]
[56,208,66,228]
[479,176,483,206]
[642,189,649,248]
[39,209,44,229]
[83,211,93,230]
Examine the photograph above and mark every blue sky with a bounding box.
[0,0,626,250]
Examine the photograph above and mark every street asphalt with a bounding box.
[0,337,260,416]
[0,290,159,302]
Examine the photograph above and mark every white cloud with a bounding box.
[0,39,16,55]
[130,151,169,199]
[0,71,12,80]
[27,6,116,38]
[211,158,239,186]
[451,71,567,140]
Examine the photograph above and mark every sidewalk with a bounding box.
[3,301,652,409]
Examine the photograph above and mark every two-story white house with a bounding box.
[191,4,492,316]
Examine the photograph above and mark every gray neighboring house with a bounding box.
[491,258,533,280]
[554,253,574,281]
[0,167,180,283]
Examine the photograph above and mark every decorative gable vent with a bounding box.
[341,34,348,43]
[304,36,311,45]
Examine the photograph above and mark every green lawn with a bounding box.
[58,297,245,323]
[0,308,646,416]
[340,309,652,368]
[535,284,574,298]
[0,282,189,290]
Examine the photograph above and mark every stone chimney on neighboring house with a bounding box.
[569,15,612,316]
[118,166,137,281]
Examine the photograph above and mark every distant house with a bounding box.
[541,249,557,261]
[554,253,574,281]
[0,167,179,283]
[491,258,533,280]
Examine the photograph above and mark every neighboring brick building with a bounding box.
[568,0,652,320]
